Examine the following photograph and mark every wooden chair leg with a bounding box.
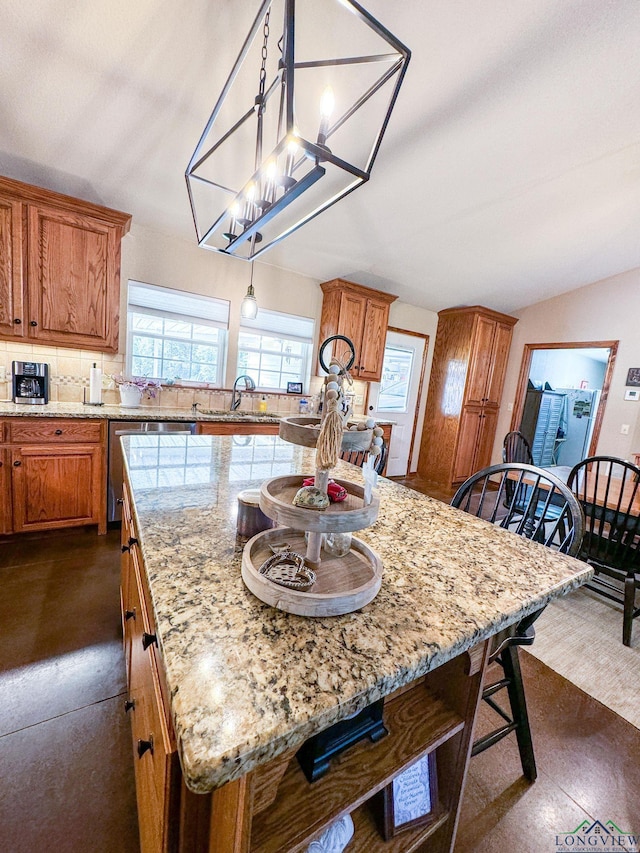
[500,645,537,782]
[623,574,636,647]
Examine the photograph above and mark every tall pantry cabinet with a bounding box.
[418,306,517,488]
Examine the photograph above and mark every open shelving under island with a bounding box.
[119,433,592,853]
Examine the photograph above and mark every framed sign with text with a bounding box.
[375,752,441,840]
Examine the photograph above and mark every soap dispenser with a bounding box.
[258,395,268,413]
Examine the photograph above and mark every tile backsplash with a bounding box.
[0,342,366,415]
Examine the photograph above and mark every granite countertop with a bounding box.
[0,400,280,423]
[122,433,592,794]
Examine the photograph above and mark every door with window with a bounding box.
[367,330,428,477]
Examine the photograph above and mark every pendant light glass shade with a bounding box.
[241,282,258,319]
[186,0,410,262]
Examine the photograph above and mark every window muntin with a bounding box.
[238,308,314,391]
[127,281,229,385]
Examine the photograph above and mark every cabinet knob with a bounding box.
[116,498,124,505]
[142,632,157,651]
[55,429,63,435]
[30,320,38,327]
[137,736,154,758]
[124,608,136,621]
[13,318,21,325]
[124,698,136,713]
[13,460,21,467]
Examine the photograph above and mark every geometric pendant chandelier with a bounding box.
[185,0,410,261]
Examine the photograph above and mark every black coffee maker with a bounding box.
[12,361,49,404]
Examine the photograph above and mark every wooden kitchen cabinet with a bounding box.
[0,195,24,339]
[0,175,131,352]
[1,417,107,535]
[196,422,279,436]
[318,279,397,382]
[0,447,12,535]
[121,481,180,853]
[418,306,517,488]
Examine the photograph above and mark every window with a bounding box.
[237,309,314,391]
[127,281,229,385]
[377,346,414,413]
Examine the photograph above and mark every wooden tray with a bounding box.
[279,416,373,451]
[259,475,379,533]
[241,528,382,616]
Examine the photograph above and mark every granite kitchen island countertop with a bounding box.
[122,433,592,795]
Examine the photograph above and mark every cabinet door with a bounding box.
[336,291,366,360]
[11,443,103,531]
[452,407,483,483]
[485,322,513,407]
[475,407,499,473]
[0,195,25,339]
[0,447,12,534]
[358,299,389,382]
[465,316,496,406]
[27,204,120,351]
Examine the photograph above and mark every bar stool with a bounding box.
[451,462,584,780]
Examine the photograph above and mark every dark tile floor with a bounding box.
[1,525,639,852]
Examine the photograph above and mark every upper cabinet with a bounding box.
[417,306,517,488]
[0,176,131,353]
[318,279,397,381]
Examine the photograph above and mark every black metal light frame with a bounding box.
[185,0,410,261]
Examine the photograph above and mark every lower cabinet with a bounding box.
[196,422,279,436]
[452,406,499,484]
[121,482,180,853]
[0,446,11,534]
[1,418,107,534]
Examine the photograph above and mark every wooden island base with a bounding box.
[122,480,489,853]
[182,644,488,853]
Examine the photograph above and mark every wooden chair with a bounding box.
[567,456,640,646]
[451,463,584,781]
[502,430,534,464]
[339,441,387,476]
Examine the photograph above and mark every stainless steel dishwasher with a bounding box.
[108,420,196,522]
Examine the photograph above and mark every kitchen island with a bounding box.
[120,433,591,853]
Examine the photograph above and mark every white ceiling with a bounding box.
[2,0,639,314]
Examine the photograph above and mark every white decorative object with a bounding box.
[119,384,143,407]
[306,813,354,853]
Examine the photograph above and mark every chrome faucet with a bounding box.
[230,375,256,411]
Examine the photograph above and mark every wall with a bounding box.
[494,266,640,463]
[529,349,607,391]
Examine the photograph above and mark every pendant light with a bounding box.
[241,262,258,319]
[186,0,410,262]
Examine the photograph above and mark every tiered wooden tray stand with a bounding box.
[241,417,382,616]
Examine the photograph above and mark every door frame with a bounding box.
[365,326,430,476]
[510,340,619,460]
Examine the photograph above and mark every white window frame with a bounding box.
[237,308,315,392]
[126,281,229,386]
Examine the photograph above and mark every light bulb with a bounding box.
[317,87,334,146]
[320,86,335,118]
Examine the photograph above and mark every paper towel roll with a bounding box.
[89,364,102,404]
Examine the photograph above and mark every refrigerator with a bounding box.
[554,388,600,468]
